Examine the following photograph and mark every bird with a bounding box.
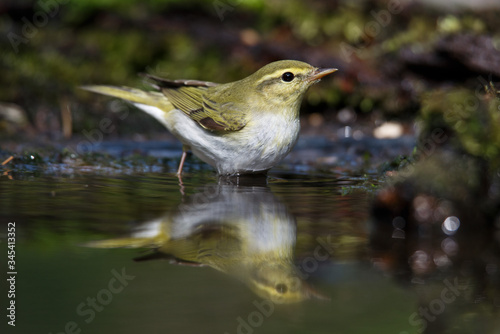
[82,60,336,176]
[84,183,329,303]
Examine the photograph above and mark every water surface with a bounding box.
[0,169,497,334]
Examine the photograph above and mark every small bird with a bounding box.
[82,60,336,176]
[84,183,328,303]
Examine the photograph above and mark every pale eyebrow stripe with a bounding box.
[257,68,305,83]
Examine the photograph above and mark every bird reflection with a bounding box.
[86,180,326,303]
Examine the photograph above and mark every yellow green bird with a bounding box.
[82,60,336,176]
[84,184,328,303]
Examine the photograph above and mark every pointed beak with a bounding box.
[308,67,337,82]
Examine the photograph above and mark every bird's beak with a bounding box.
[308,67,337,82]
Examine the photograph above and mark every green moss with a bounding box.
[419,87,500,169]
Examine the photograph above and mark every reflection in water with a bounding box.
[86,181,326,304]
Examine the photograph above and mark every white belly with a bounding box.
[134,103,300,175]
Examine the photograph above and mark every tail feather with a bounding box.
[82,218,170,249]
[81,85,173,111]
[83,237,163,249]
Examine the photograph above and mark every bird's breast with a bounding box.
[228,107,300,171]
[164,106,300,174]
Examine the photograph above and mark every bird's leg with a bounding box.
[176,146,190,177]
[176,147,189,196]
[176,151,187,177]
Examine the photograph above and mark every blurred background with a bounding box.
[2,1,500,334]
[2,0,499,150]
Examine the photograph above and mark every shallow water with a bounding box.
[0,167,498,334]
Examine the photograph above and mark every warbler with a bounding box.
[82,60,336,175]
[85,184,328,303]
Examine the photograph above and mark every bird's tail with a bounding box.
[82,218,169,249]
[81,85,173,111]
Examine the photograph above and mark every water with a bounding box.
[0,168,498,334]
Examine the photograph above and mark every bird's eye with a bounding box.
[281,72,294,82]
[275,283,288,294]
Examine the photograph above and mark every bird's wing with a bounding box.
[141,73,219,89]
[142,74,246,131]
